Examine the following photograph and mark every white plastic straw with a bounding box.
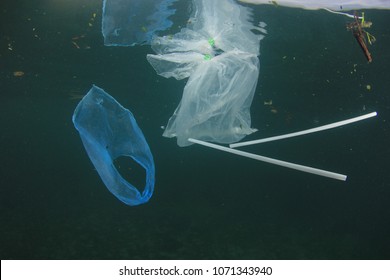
[322,8,361,19]
[230,112,377,148]
[188,138,347,181]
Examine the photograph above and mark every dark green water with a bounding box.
[1,0,390,259]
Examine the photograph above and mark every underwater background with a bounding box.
[1,0,389,259]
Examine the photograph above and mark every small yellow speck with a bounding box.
[366,85,371,91]
[13,71,25,77]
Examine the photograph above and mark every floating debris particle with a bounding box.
[71,41,80,49]
[13,71,25,77]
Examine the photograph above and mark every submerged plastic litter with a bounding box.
[238,0,390,10]
[189,138,347,181]
[73,85,155,206]
[102,0,177,46]
[190,112,378,181]
[230,112,378,148]
[147,0,266,146]
[71,0,383,207]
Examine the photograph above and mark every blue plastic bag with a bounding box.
[73,85,155,206]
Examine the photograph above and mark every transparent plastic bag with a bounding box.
[147,0,265,146]
[102,0,177,46]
